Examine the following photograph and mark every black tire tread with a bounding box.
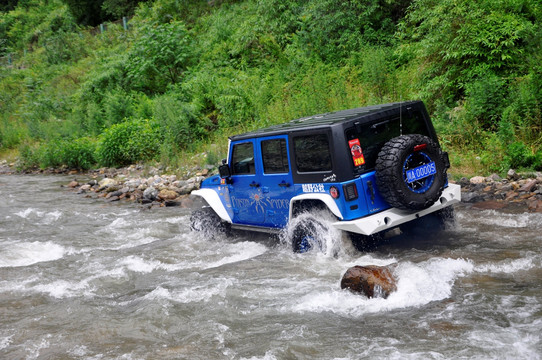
[375,134,447,211]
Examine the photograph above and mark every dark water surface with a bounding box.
[1,175,541,359]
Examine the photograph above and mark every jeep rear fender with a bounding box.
[191,189,232,223]
[289,194,343,221]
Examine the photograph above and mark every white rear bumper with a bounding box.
[332,183,461,235]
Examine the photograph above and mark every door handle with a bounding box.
[250,182,260,188]
[278,182,291,187]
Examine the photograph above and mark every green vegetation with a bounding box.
[1,0,541,176]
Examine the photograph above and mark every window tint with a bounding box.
[262,139,289,174]
[232,142,255,175]
[346,111,430,175]
[294,134,332,172]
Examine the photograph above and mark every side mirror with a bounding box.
[219,164,231,179]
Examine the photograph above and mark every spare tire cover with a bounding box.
[375,134,448,211]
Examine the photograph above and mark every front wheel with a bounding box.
[190,207,229,234]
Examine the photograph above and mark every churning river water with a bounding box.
[1,175,541,359]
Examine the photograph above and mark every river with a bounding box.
[0,175,541,359]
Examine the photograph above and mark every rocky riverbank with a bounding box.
[59,164,216,209]
[456,169,542,212]
[2,159,542,212]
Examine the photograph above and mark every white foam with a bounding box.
[475,256,538,273]
[240,351,278,360]
[14,208,62,224]
[33,279,92,298]
[290,258,474,316]
[0,335,13,350]
[204,242,268,270]
[0,241,66,268]
[119,256,171,273]
[144,278,236,303]
[468,210,540,229]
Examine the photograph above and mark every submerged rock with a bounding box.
[341,265,398,299]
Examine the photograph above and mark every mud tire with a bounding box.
[375,134,448,211]
[291,216,327,253]
[190,207,229,234]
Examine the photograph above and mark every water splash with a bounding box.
[0,241,66,268]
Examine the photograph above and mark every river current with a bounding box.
[0,175,541,359]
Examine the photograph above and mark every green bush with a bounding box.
[17,143,40,170]
[60,137,97,169]
[97,119,162,167]
[125,21,193,94]
[506,141,534,169]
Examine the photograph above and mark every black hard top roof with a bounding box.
[230,100,424,141]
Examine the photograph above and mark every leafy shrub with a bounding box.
[506,141,535,169]
[17,143,40,170]
[464,75,508,131]
[398,0,538,104]
[60,137,97,169]
[125,21,193,94]
[97,119,162,167]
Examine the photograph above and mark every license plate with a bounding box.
[406,162,436,183]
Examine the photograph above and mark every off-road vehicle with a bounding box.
[191,101,461,251]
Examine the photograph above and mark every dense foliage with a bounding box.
[1,0,541,174]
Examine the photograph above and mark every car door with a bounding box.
[257,135,295,228]
[229,140,265,225]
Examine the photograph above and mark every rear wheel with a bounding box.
[291,216,327,253]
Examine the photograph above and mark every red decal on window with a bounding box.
[348,139,365,166]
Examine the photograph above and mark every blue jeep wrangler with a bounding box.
[191,101,461,251]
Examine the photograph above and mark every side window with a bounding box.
[232,142,255,175]
[293,134,332,172]
[261,139,289,174]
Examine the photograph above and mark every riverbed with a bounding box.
[1,175,541,359]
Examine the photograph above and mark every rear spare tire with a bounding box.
[375,134,448,211]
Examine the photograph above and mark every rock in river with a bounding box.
[341,265,398,299]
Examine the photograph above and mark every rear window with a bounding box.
[346,111,430,175]
[293,134,332,172]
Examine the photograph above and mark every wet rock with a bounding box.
[98,178,117,189]
[519,179,538,193]
[80,184,91,191]
[470,176,485,185]
[164,200,181,207]
[507,169,520,181]
[158,189,178,201]
[106,190,123,198]
[486,173,502,182]
[340,265,397,299]
[143,186,158,201]
[458,177,470,187]
[67,180,79,188]
[462,192,484,203]
[527,198,542,213]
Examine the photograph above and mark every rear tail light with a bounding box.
[329,186,340,199]
[343,183,358,201]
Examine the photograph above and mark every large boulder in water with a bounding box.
[340,265,397,298]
